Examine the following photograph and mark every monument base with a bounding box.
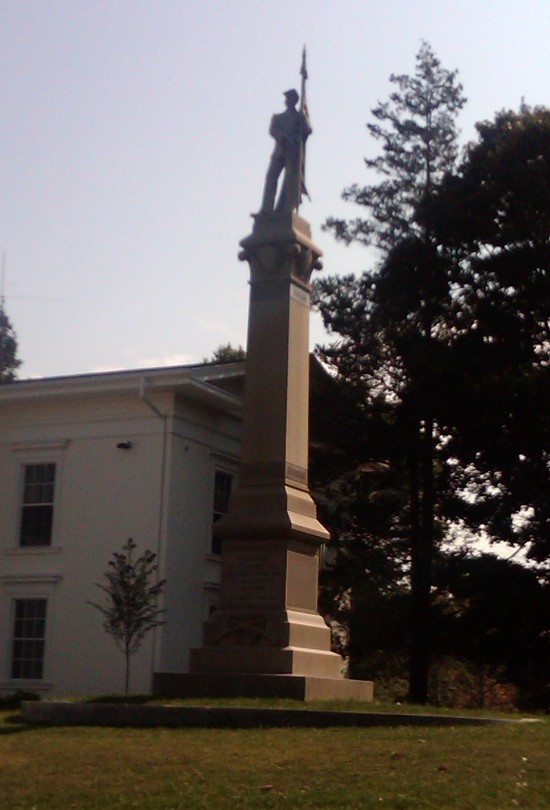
[190,644,342,679]
[153,672,374,702]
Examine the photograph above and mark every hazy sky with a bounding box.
[3,0,550,378]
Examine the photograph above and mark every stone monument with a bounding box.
[155,52,373,701]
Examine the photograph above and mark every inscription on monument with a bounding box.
[222,544,284,609]
[290,283,310,306]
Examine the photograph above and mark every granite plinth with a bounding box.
[153,672,374,702]
[190,644,342,679]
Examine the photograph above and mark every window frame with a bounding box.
[19,463,57,548]
[0,575,60,689]
[210,467,234,556]
[8,441,68,551]
[10,597,48,680]
[204,582,220,619]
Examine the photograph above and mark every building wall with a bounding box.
[0,371,242,697]
[157,398,240,675]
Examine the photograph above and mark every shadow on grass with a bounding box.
[0,713,39,735]
[83,694,152,705]
[0,691,42,735]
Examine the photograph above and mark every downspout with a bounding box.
[140,377,168,689]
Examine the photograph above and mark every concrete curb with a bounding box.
[21,701,540,729]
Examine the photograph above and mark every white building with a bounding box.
[0,362,244,697]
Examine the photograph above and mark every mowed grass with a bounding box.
[1,709,548,809]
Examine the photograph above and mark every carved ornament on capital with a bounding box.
[239,239,322,289]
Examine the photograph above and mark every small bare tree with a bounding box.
[89,538,166,695]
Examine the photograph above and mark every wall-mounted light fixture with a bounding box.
[116,441,132,450]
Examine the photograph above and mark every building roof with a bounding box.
[0,362,246,415]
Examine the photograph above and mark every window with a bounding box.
[211,470,233,555]
[11,598,47,680]
[20,463,56,547]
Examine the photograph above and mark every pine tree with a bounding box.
[325,41,465,251]
[318,43,466,702]
[0,301,22,383]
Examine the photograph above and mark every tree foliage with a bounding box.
[317,66,550,707]
[89,538,166,695]
[325,41,465,251]
[204,343,246,363]
[318,43,466,703]
[0,301,22,383]
[426,106,550,563]
[432,553,550,709]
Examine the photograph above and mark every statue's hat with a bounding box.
[283,89,299,105]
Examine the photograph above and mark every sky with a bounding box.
[3,0,550,379]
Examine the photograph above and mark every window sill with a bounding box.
[4,546,62,556]
[0,680,52,692]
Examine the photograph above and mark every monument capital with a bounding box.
[240,212,323,288]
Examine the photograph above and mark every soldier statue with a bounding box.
[259,81,311,214]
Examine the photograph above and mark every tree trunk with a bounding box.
[125,647,130,696]
[408,415,435,704]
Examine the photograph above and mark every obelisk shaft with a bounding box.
[189,213,342,679]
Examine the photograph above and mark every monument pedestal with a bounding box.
[153,672,373,702]
[154,212,373,702]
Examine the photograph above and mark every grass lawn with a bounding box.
[1,707,548,809]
